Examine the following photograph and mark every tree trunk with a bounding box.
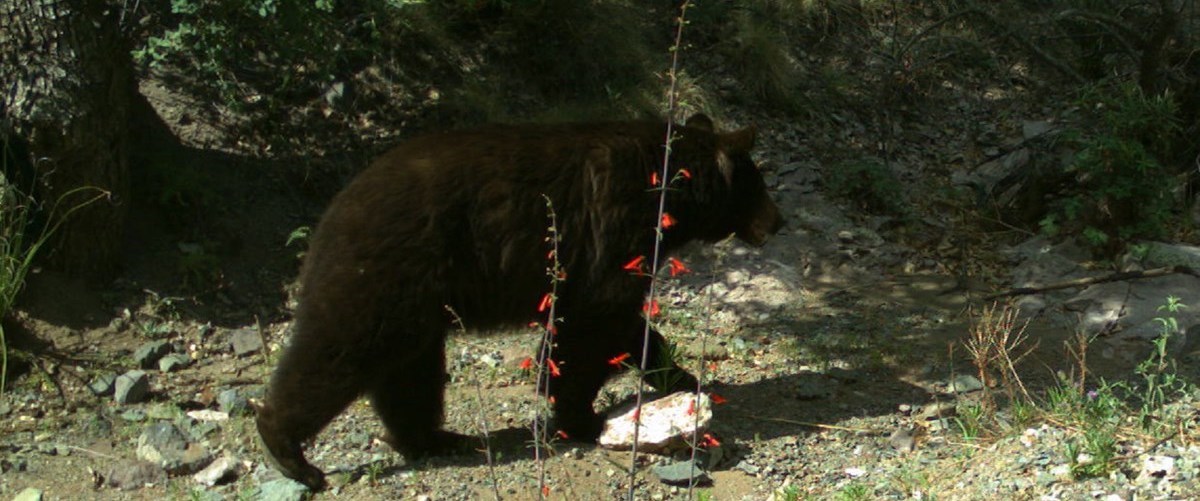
[0,0,133,280]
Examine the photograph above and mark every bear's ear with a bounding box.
[719,126,757,154]
[685,114,714,132]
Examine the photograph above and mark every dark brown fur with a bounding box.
[256,115,782,489]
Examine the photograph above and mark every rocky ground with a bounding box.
[4,34,1200,501]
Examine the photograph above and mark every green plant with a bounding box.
[688,1,807,109]
[364,459,385,485]
[531,194,566,498]
[1009,398,1037,428]
[285,225,310,246]
[286,225,311,259]
[644,338,687,392]
[826,157,908,215]
[445,306,501,499]
[834,482,870,501]
[132,0,361,107]
[775,484,804,501]
[0,174,34,392]
[1065,423,1119,479]
[1044,378,1123,479]
[1045,83,1182,253]
[0,149,106,392]
[890,467,935,500]
[727,7,800,107]
[1131,296,1189,431]
[137,319,173,339]
[1044,383,1079,417]
[1083,383,1123,425]
[177,243,223,289]
[954,402,986,441]
[962,301,1036,428]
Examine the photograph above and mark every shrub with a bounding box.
[1043,83,1182,253]
[689,1,804,109]
[826,157,909,215]
[134,0,356,106]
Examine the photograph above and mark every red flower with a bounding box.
[631,408,641,422]
[547,359,562,377]
[542,485,551,497]
[642,299,661,318]
[687,399,696,415]
[555,430,569,440]
[667,257,690,276]
[548,395,556,404]
[700,433,721,448]
[537,293,553,312]
[678,168,692,180]
[622,255,647,273]
[650,171,660,186]
[608,352,632,366]
[661,213,676,229]
[709,393,728,405]
[519,357,534,371]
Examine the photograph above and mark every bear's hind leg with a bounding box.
[369,333,475,461]
[257,339,366,490]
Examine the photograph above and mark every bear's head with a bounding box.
[674,115,783,247]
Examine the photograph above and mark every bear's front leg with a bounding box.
[536,310,625,442]
[542,346,611,442]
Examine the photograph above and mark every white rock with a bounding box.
[192,455,246,486]
[599,392,712,453]
[1020,428,1039,448]
[1138,455,1176,482]
[186,410,229,422]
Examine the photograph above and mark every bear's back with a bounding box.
[300,121,682,328]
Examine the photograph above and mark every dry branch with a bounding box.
[984,265,1200,300]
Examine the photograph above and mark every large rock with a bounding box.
[133,341,172,369]
[12,487,43,501]
[88,373,117,396]
[599,392,712,453]
[193,455,247,487]
[136,422,212,474]
[1141,242,1200,269]
[114,371,150,404]
[104,460,167,490]
[217,388,249,416]
[1005,239,1200,357]
[1065,274,1200,344]
[653,458,711,486]
[255,478,310,501]
[1068,243,1200,348]
[228,328,264,356]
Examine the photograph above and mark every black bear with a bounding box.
[256,115,783,489]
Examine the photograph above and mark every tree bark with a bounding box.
[1,0,133,280]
